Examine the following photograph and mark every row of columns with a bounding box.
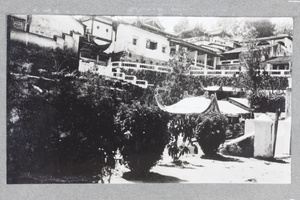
[193,50,217,70]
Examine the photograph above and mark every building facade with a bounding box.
[111,18,172,65]
[8,15,293,82]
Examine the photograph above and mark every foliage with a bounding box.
[215,18,276,39]
[173,18,190,34]
[248,91,285,112]
[53,75,121,176]
[237,43,288,112]
[158,47,198,105]
[7,71,124,182]
[7,39,159,182]
[195,112,228,156]
[250,19,275,38]
[274,22,293,36]
[115,102,170,175]
[220,136,254,157]
[167,115,200,161]
[8,41,78,76]
[7,73,59,180]
[7,42,138,183]
[238,43,270,92]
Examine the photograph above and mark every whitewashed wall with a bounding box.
[28,15,85,38]
[82,18,113,42]
[112,23,170,62]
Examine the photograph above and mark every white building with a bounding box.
[111,18,173,65]
[8,15,85,54]
[80,16,114,52]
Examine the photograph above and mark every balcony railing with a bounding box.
[191,62,214,69]
[190,69,291,77]
[219,59,240,65]
[110,61,172,73]
[79,60,291,89]
[190,69,240,76]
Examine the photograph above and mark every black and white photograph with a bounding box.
[6,15,293,184]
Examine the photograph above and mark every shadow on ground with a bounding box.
[122,171,187,183]
[256,156,290,164]
[201,154,243,163]
[158,160,204,169]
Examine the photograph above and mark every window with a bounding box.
[162,46,166,53]
[133,38,137,45]
[146,39,157,50]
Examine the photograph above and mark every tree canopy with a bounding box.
[173,18,190,34]
[212,18,276,39]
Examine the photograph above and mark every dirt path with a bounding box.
[110,150,291,184]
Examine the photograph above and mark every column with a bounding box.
[96,55,99,64]
[213,57,217,69]
[285,87,292,119]
[253,114,274,158]
[194,50,198,67]
[204,54,207,69]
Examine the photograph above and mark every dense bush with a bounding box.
[7,73,60,181]
[52,76,122,176]
[249,91,285,112]
[122,68,288,106]
[115,102,170,175]
[220,136,254,157]
[7,71,125,182]
[7,41,135,182]
[167,115,200,161]
[8,41,79,76]
[195,112,228,156]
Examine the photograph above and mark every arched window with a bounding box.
[257,41,270,46]
[277,41,285,46]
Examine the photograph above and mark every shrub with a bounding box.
[115,102,170,175]
[7,74,60,181]
[167,115,200,161]
[220,136,254,157]
[7,71,123,182]
[249,91,285,112]
[195,112,227,156]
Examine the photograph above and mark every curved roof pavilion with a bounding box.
[155,94,249,116]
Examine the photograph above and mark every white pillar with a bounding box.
[107,57,112,66]
[285,87,292,119]
[175,45,179,52]
[253,114,274,158]
[194,51,198,67]
[213,57,217,69]
[96,55,99,64]
[204,54,207,69]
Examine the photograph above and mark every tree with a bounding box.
[214,18,241,36]
[274,22,293,36]
[214,19,276,39]
[173,18,190,33]
[237,43,287,112]
[115,102,170,176]
[238,43,268,93]
[251,19,275,38]
[158,46,195,105]
[195,112,228,156]
[167,115,200,162]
